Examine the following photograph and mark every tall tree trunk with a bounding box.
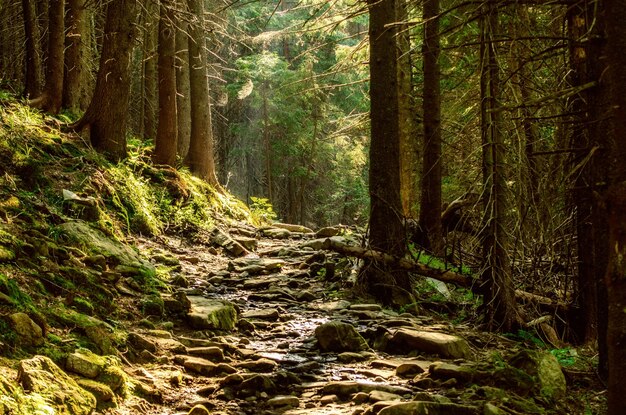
[419,0,444,256]
[397,0,418,219]
[262,81,273,201]
[70,0,138,160]
[186,0,219,186]
[567,0,609,379]
[153,0,178,166]
[21,0,43,97]
[176,11,191,159]
[479,1,520,331]
[142,0,158,142]
[360,0,411,306]
[63,0,89,113]
[603,1,626,412]
[30,0,64,113]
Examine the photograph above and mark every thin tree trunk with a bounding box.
[21,0,43,97]
[63,0,89,113]
[153,0,178,166]
[479,1,520,332]
[186,0,219,186]
[419,0,444,256]
[142,0,158,142]
[397,0,418,219]
[176,11,191,159]
[30,0,64,113]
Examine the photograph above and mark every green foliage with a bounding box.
[504,329,547,348]
[0,273,34,311]
[550,348,577,367]
[249,197,277,223]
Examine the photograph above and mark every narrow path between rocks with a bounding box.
[117,225,567,415]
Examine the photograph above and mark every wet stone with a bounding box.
[315,321,369,352]
[241,308,280,321]
[267,395,300,408]
[236,358,278,373]
[396,362,426,378]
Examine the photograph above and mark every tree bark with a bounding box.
[30,0,64,113]
[63,0,89,113]
[604,0,626,412]
[70,0,139,160]
[142,0,158,142]
[21,0,43,98]
[360,0,411,306]
[186,0,219,186]
[153,0,178,166]
[419,0,444,256]
[397,0,418,219]
[175,11,191,159]
[479,1,521,331]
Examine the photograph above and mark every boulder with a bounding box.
[241,308,279,321]
[185,346,224,362]
[261,228,292,239]
[429,362,475,382]
[315,321,369,352]
[186,296,237,330]
[18,355,97,415]
[272,223,314,234]
[267,395,300,408]
[210,228,248,256]
[9,312,44,347]
[383,328,471,359]
[508,350,566,399]
[58,220,154,275]
[75,379,115,404]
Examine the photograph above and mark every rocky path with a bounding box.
[113,224,571,415]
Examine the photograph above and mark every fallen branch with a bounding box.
[321,238,472,287]
[515,289,569,311]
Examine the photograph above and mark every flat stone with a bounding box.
[369,390,403,402]
[262,228,292,239]
[180,356,236,376]
[241,308,279,321]
[267,395,300,408]
[230,258,285,274]
[210,228,248,256]
[235,237,258,251]
[185,346,225,362]
[338,352,372,363]
[396,362,425,378]
[429,362,475,382]
[384,328,471,359]
[66,349,106,378]
[272,223,314,234]
[322,381,412,397]
[315,321,369,352]
[243,277,280,289]
[377,401,479,415]
[316,227,341,237]
[235,358,278,372]
[186,296,237,330]
[349,304,382,312]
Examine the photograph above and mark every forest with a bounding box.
[0,0,625,414]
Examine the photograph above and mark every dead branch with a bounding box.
[321,238,472,287]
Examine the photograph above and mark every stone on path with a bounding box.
[188,404,211,415]
[241,308,279,321]
[262,228,292,239]
[66,349,106,378]
[229,257,285,275]
[178,355,236,376]
[429,361,475,382]
[272,222,314,234]
[267,395,300,408]
[376,401,479,415]
[322,381,413,398]
[185,346,224,362]
[396,362,425,378]
[235,358,278,372]
[315,321,369,352]
[210,228,248,256]
[18,355,97,415]
[186,296,237,330]
[383,328,471,359]
[368,390,402,402]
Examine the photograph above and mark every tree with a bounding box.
[360,0,411,305]
[30,0,64,114]
[63,0,90,112]
[21,0,43,98]
[153,0,178,166]
[418,0,444,256]
[142,0,158,142]
[70,0,139,160]
[175,8,191,159]
[186,0,219,185]
[604,1,626,412]
[479,1,520,331]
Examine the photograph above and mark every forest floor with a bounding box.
[0,96,607,415]
[103,226,606,415]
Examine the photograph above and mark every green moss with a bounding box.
[141,295,164,317]
[0,274,34,311]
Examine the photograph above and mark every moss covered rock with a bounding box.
[314,321,369,352]
[509,350,566,399]
[186,296,237,330]
[17,355,97,415]
[66,349,107,378]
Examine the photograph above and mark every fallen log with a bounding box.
[514,289,569,311]
[321,238,472,287]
